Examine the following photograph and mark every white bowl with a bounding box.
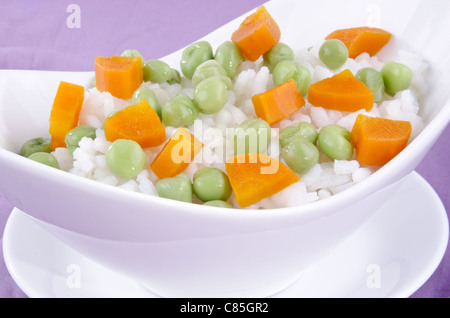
[1,0,450,297]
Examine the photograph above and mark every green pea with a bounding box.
[106,139,147,179]
[263,42,294,73]
[356,68,385,103]
[131,86,162,117]
[193,76,229,114]
[65,125,97,154]
[121,49,144,65]
[214,41,243,79]
[20,137,51,158]
[273,61,311,96]
[167,69,181,85]
[143,59,180,84]
[279,122,319,148]
[203,200,233,209]
[192,60,232,89]
[282,137,319,175]
[180,41,213,80]
[381,61,413,96]
[162,93,199,128]
[319,39,349,70]
[28,152,59,169]
[233,118,271,155]
[318,125,353,161]
[193,167,232,202]
[156,174,193,203]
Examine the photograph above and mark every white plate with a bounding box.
[2,171,448,298]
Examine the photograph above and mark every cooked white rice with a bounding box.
[52,43,428,210]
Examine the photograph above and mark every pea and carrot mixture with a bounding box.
[20,5,424,209]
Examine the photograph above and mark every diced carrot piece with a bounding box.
[308,69,374,112]
[231,5,281,62]
[252,79,305,125]
[104,99,166,149]
[225,153,300,208]
[95,56,143,99]
[325,27,392,59]
[150,127,203,180]
[351,114,412,166]
[49,81,85,150]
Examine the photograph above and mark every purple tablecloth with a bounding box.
[0,0,448,298]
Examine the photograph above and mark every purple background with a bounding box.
[0,0,449,298]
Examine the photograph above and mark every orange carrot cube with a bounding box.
[49,81,85,150]
[351,114,412,166]
[95,56,143,99]
[225,153,300,208]
[252,79,305,125]
[308,69,374,112]
[325,27,392,59]
[104,99,166,149]
[231,5,281,62]
[150,127,203,180]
